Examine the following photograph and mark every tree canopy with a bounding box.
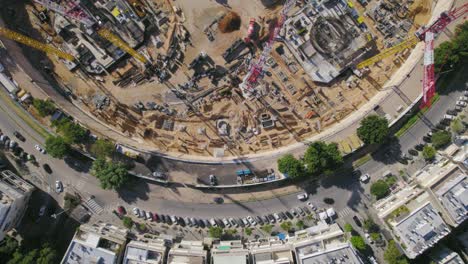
[303,141,343,176]
[357,115,389,145]
[32,99,56,117]
[209,227,223,238]
[2,241,58,264]
[277,154,305,179]
[432,130,451,149]
[434,21,468,70]
[53,118,87,144]
[350,236,367,251]
[451,118,464,134]
[91,158,129,190]
[90,139,115,159]
[422,145,436,160]
[370,180,390,199]
[45,136,71,159]
[280,221,293,232]
[384,240,409,264]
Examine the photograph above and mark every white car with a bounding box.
[242,217,250,226]
[459,96,468,102]
[360,173,370,183]
[307,202,317,211]
[273,213,282,222]
[35,144,46,154]
[297,193,308,201]
[247,216,257,226]
[55,181,63,193]
[133,207,140,216]
[456,101,467,107]
[222,218,230,227]
[209,218,218,227]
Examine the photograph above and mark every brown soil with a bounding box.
[218,11,241,33]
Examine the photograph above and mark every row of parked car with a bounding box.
[118,203,319,229]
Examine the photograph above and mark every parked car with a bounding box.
[296,207,305,216]
[359,173,370,183]
[229,218,238,227]
[247,216,257,226]
[447,109,458,116]
[146,211,153,220]
[55,180,63,193]
[185,217,192,226]
[307,202,317,211]
[279,212,288,221]
[422,135,432,143]
[43,164,53,174]
[297,193,308,201]
[256,216,264,225]
[353,215,362,227]
[222,218,230,227]
[34,144,46,154]
[262,215,269,224]
[209,218,218,227]
[459,96,468,102]
[242,217,250,226]
[273,213,282,222]
[213,197,224,204]
[209,174,217,186]
[290,208,298,217]
[13,131,25,142]
[456,100,467,107]
[141,210,147,219]
[267,214,276,224]
[408,149,419,156]
[414,144,425,151]
[9,140,17,150]
[133,207,140,216]
[203,219,210,227]
[117,206,126,215]
[152,213,160,222]
[443,114,455,121]
[166,215,173,225]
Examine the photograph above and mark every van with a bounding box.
[443,114,455,121]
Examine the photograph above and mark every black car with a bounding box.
[203,219,210,228]
[262,215,269,224]
[422,136,432,143]
[353,215,363,227]
[279,212,288,220]
[323,198,335,205]
[160,215,167,223]
[165,215,173,225]
[256,216,264,225]
[447,109,458,116]
[414,144,425,151]
[214,197,224,204]
[285,211,294,219]
[13,131,26,142]
[43,163,52,174]
[408,149,419,156]
[197,219,205,228]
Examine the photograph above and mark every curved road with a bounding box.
[0,0,466,219]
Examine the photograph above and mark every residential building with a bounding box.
[61,222,128,264]
[167,240,207,264]
[123,236,166,264]
[430,246,465,264]
[0,170,34,241]
[211,240,250,264]
[291,222,364,264]
[374,184,450,259]
[247,237,293,264]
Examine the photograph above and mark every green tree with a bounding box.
[53,119,87,144]
[277,154,305,179]
[7,249,38,264]
[45,136,70,159]
[422,145,436,160]
[451,118,464,134]
[122,216,134,229]
[434,22,468,70]
[357,115,389,145]
[32,99,56,117]
[36,246,58,264]
[209,227,223,238]
[432,130,451,149]
[370,233,381,242]
[245,227,253,236]
[370,180,390,199]
[350,236,367,251]
[0,236,19,263]
[344,223,354,233]
[303,141,343,176]
[296,220,305,230]
[384,240,409,264]
[91,158,129,190]
[261,224,273,234]
[280,221,293,232]
[91,139,115,159]
[363,218,378,233]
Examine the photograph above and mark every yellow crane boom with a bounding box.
[356,36,419,69]
[0,27,75,61]
[97,28,147,64]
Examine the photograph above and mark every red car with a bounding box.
[117,206,126,215]
[152,213,159,222]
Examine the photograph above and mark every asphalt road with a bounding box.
[0,0,466,220]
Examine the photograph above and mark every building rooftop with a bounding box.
[247,237,293,264]
[430,246,464,264]
[0,171,34,197]
[292,223,363,264]
[123,239,166,264]
[392,201,450,258]
[434,173,468,226]
[61,223,128,264]
[211,240,249,264]
[167,240,207,264]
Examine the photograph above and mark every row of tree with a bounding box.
[33,99,130,190]
[434,21,468,71]
[0,236,58,264]
[277,115,389,179]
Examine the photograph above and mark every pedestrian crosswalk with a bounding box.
[338,207,353,218]
[84,198,104,215]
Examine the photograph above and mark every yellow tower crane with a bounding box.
[0,27,75,61]
[356,36,419,69]
[97,28,147,64]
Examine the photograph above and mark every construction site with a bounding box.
[0,0,434,158]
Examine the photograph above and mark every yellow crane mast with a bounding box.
[0,27,75,61]
[97,28,147,64]
[356,36,419,69]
